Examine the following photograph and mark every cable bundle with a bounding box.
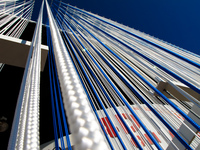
[8,1,43,149]
[0,0,35,38]
[46,0,200,149]
[46,0,108,149]
[3,0,199,149]
[47,24,72,150]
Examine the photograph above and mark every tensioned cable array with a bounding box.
[0,0,35,38]
[47,23,72,150]
[8,1,43,150]
[0,0,35,71]
[47,0,200,149]
[1,0,199,149]
[45,0,108,149]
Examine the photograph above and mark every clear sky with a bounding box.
[32,0,200,55]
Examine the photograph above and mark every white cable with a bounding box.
[46,1,109,149]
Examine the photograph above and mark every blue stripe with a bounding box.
[63,8,200,131]
[53,6,161,149]
[51,38,72,150]
[51,8,118,150]
[56,8,194,150]
[47,26,59,149]
[58,25,115,150]
[60,2,200,69]
[71,20,163,149]
[69,8,200,94]
[49,36,66,150]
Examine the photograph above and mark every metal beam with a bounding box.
[0,34,48,71]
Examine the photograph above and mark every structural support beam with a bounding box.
[0,34,48,71]
[155,81,200,103]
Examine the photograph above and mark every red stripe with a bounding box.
[116,126,120,132]
[174,113,181,119]
[133,107,139,110]
[115,115,128,134]
[137,135,145,146]
[169,130,174,139]
[130,114,140,128]
[130,125,138,132]
[101,117,116,138]
[144,134,153,145]
[152,132,161,143]
[144,107,150,111]
[174,113,185,120]
[122,113,128,119]
[130,138,137,147]
[198,132,200,137]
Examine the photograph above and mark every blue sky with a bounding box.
[32,0,200,55]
